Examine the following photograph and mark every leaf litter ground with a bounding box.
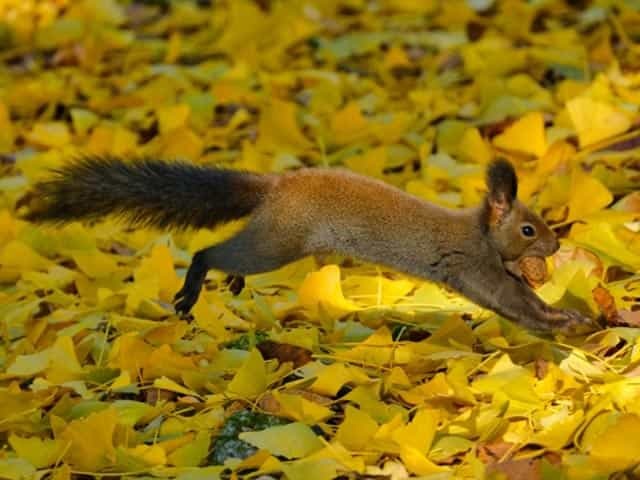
[1,0,640,479]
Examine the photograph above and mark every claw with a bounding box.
[556,309,600,335]
[173,288,198,317]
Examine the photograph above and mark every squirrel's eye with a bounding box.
[521,225,536,237]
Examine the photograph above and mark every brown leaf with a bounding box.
[256,340,313,368]
[144,388,176,405]
[592,285,620,324]
[258,393,281,415]
[617,310,640,327]
[478,441,516,464]
[487,453,561,480]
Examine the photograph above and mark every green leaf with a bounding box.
[239,422,323,459]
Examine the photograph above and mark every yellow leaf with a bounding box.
[567,96,631,147]
[567,168,613,222]
[399,445,449,475]
[0,458,36,480]
[569,222,640,270]
[167,431,210,467]
[70,250,121,279]
[343,147,386,179]
[123,444,167,467]
[0,210,18,248]
[6,350,50,378]
[50,464,71,480]
[331,102,370,145]
[144,344,196,380]
[239,422,324,459]
[134,244,181,302]
[165,31,182,63]
[158,126,204,160]
[257,98,312,153]
[156,104,191,134]
[8,435,66,468]
[227,348,268,398]
[531,408,584,450]
[589,413,640,471]
[335,405,378,451]
[213,0,268,64]
[371,112,411,144]
[45,336,84,383]
[458,127,493,164]
[391,408,439,453]
[280,458,340,480]
[110,371,132,390]
[383,45,410,69]
[342,275,414,307]
[343,326,411,366]
[108,334,154,377]
[144,321,189,345]
[0,240,52,272]
[58,407,119,471]
[7,336,83,383]
[310,362,370,397]
[0,101,14,151]
[273,391,333,423]
[70,108,99,137]
[153,376,200,397]
[493,111,547,157]
[298,265,359,317]
[27,122,71,148]
[87,124,138,156]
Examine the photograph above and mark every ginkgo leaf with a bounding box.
[298,265,359,317]
[272,391,333,423]
[335,405,378,451]
[227,348,268,398]
[116,444,167,469]
[531,408,584,450]
[239,422,324,459]
[567,168,613,222]
[586,413,640,472]
[8,435,66,469]
[391,408,439,453]
[280,458,341,480]
[27,122,71,148]
[399,445,450,476]
[310,362,370,397]
[458,127,493,164]
[331,102,370,145]
[257,99,313,153]
[567,96,631,147]
[492,112,547,157]
[57,407,119,471]
[167,431,210,467]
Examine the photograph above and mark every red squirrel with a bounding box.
[27,157,593,332]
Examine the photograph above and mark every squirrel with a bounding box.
[26,156,594,333]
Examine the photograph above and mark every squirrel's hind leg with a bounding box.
[174,220,305,315]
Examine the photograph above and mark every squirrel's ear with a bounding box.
[486,160,517,225]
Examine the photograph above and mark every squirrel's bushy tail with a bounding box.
[27,156,272,229]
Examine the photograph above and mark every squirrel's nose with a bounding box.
[551,237,560,254]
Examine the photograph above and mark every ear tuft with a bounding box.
[487,159,517,201]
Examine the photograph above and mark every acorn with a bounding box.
[519,256,548,288]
